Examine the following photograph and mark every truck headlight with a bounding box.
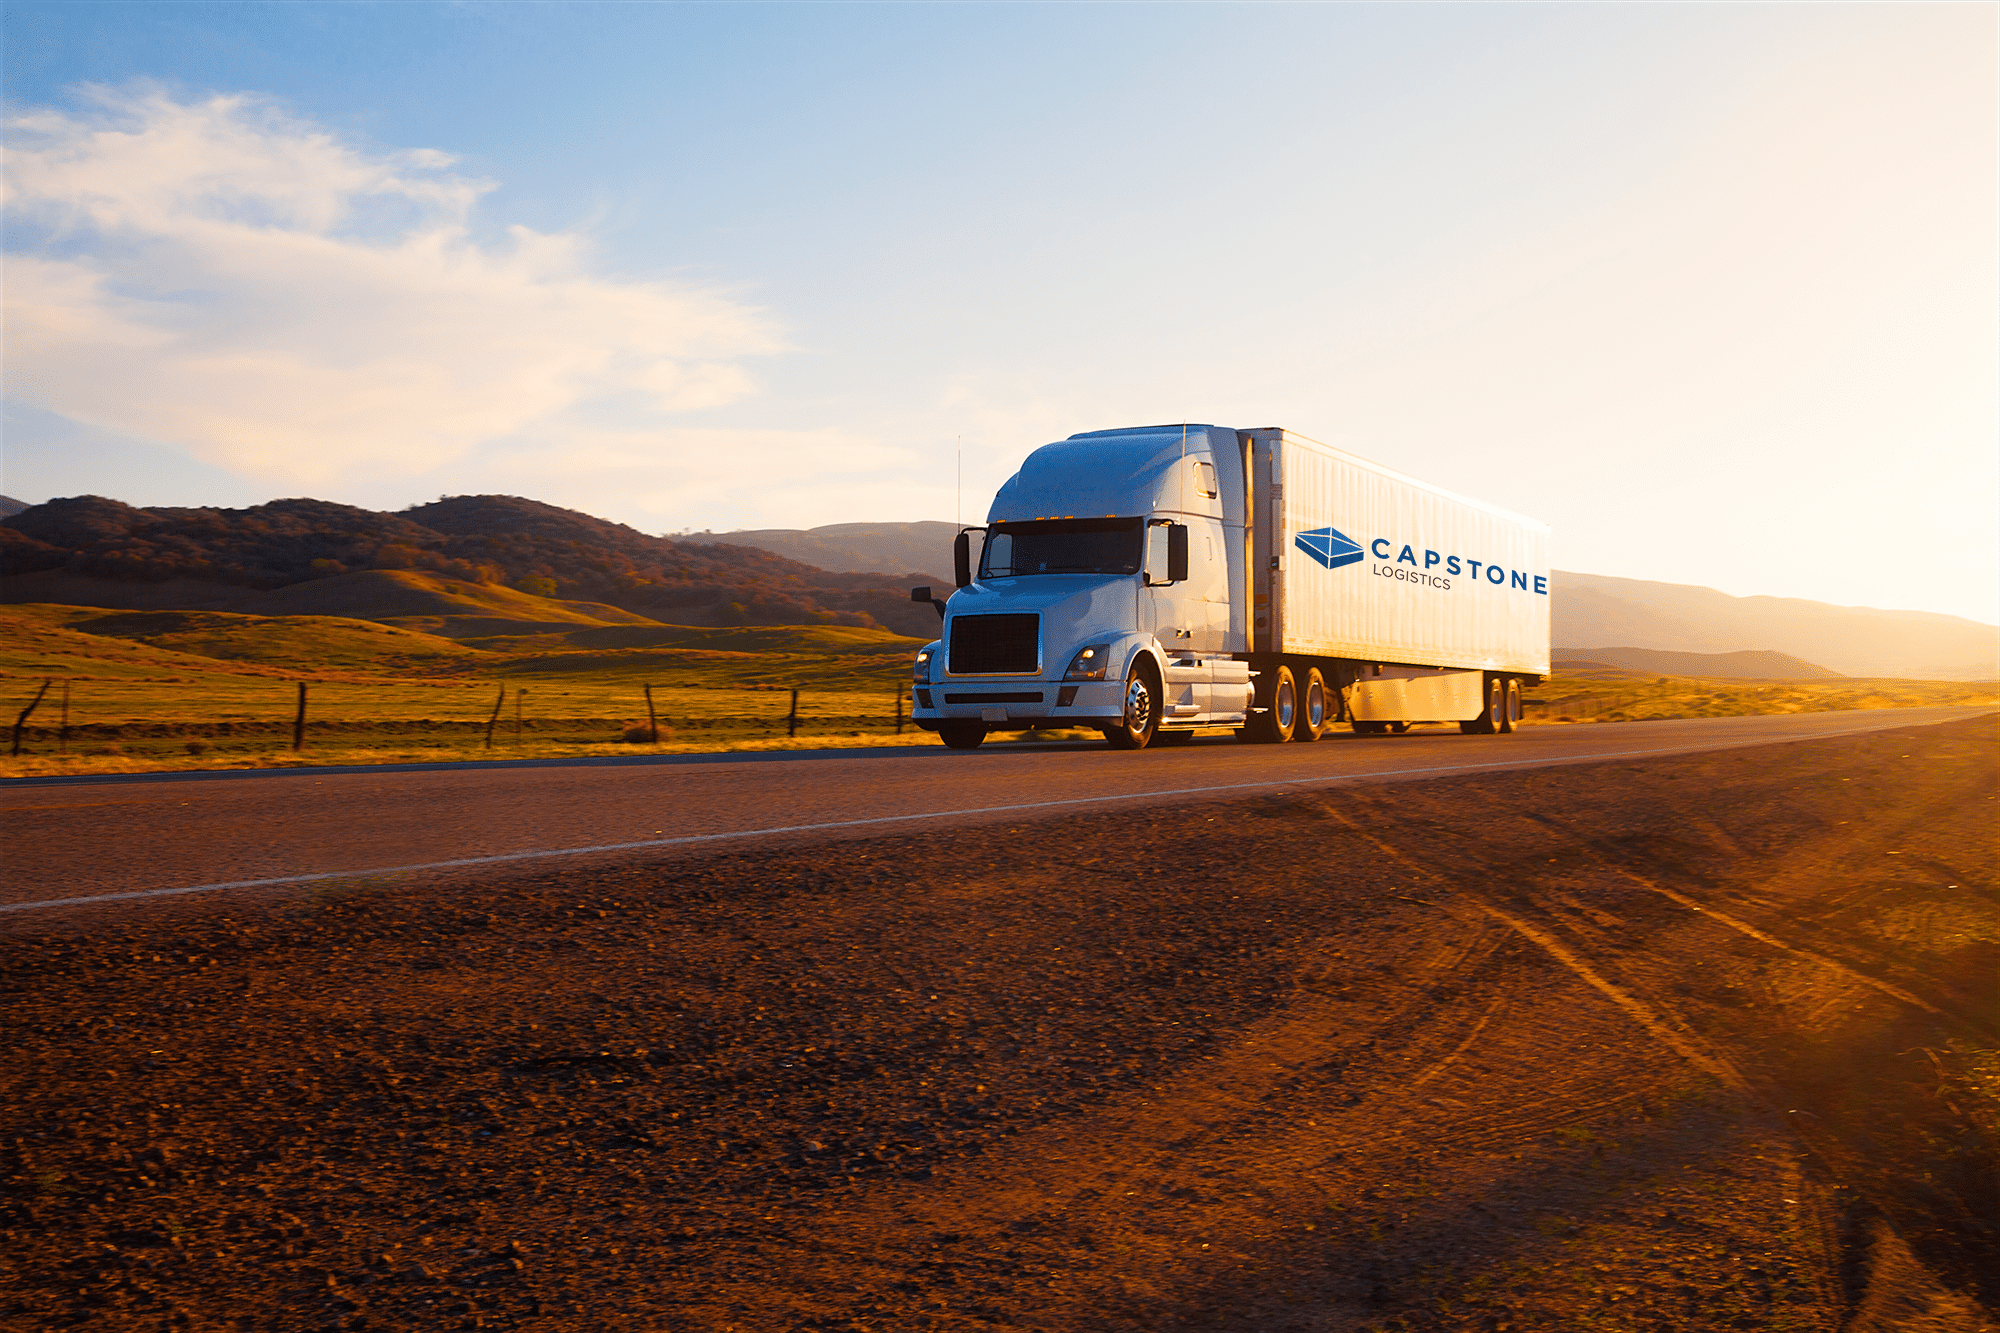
[1063,644,1111,681]
[913,648,934,683]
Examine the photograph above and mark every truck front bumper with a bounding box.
[912,679,1126,729]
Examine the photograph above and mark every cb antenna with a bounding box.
[957,436,962,529]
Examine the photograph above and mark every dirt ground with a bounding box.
[4,717,1996,1333]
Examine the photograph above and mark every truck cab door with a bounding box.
[1146,522,1213,720]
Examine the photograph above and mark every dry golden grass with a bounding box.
[6,597,1992,776]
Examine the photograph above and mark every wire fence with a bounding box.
[7,678,925,759]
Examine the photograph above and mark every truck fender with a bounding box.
[1120,638,1169,689]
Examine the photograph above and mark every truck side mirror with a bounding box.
[1167,524,1189,583]
[910,585,947,620]
[953,532,972,589]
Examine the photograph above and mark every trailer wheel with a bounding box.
[939,722,988,750]
[1245,664,1298,743]
[1105,662,1160,750]
[1297,668,1329,742]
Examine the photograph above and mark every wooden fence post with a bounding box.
[787,688,799,738]
[11,678,52,757]
[484,685,505,749]
[58,680,70,755]
[515,688,525,746]
[644,684,660,743]
[894,686,904,735]
[292,681,308,751]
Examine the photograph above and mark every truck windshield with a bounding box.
[980,518,1143,578]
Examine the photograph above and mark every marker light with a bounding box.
[1064,644,1111,681]
[913,648,934,683]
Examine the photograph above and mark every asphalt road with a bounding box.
[4,706,1991,917]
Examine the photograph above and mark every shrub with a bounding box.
[185,739,212,755]
[621,723,668,744]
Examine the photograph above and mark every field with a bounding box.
[3,599,1995,777]
[0,601,948,775]
[1523,670,1999,724]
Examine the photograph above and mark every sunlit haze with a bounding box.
[3,4,1994,624]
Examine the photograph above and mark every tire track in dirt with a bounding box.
[692,910,1531,1327]
[1314,803,1753,1095]
[1505,808,1974,1030]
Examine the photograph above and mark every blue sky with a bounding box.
[3,3,1995,623]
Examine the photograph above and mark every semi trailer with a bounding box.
[908,424,1550,750]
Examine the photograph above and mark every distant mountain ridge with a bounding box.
[1551,571,1997,680]
[1554,647,1842,680]
[676,522,956,585]
[687,522,1997,680]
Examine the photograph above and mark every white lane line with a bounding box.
[0,725,1926,916]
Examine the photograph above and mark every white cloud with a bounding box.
[2,86,781,484]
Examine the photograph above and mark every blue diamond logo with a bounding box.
[1294,526,1365,570]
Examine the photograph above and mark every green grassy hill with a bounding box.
[240,569,663,633]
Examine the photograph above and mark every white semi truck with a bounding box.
[908,424,1550,750]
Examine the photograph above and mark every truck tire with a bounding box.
[1460,677,1504,735]
[1501,678,1520,733]
[939,721,988,749]
[1297,668,1329,742]
[1245,664,1298,743]
[1105,662,1159,750]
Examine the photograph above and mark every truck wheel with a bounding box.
[939,721,987,750]
[1105,663,1159,750]
[1245,664,1298,743]
[1297,668,1329,742]
[1502,678,1520,732]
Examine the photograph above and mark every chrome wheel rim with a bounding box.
[1124,676,1153,735]
[1306,682,1324,729]
[1276,680,1295,731]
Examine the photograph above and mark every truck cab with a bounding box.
[909,425,1254,750]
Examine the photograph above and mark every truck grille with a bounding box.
[947,614,1039,675]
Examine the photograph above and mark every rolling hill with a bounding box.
[12,498,1993,679]
[1,495,943,637]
